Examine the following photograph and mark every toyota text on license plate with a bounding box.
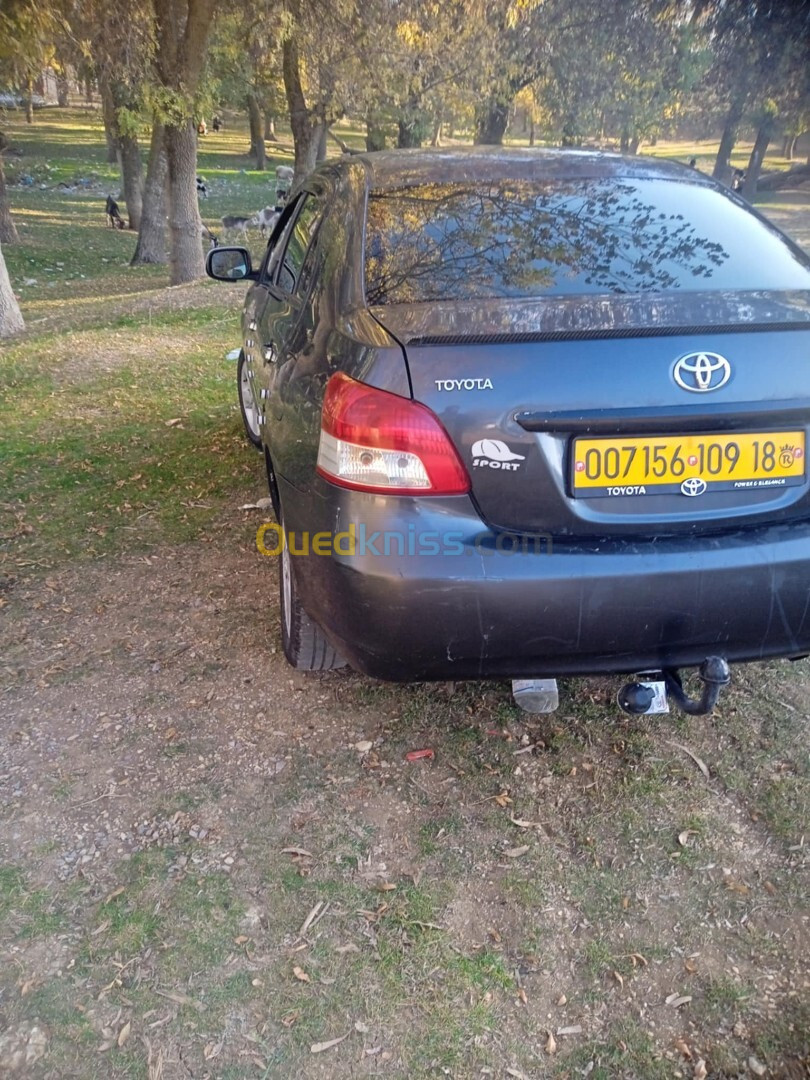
[571,431,806,497]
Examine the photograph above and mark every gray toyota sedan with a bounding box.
[208,148,810,714]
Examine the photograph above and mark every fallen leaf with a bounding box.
[405,748,435,761]
[684,957,698,974]
[545,1030,557,1055]
[557,994,567,1006]
[494,791,512,807]
[678,829,698,847]
[375,882,397,892]
[154,988,206,1012]
[292,966,310,983]
[748,1056,767,1077]
[354,740,373,753]
[335,943,360,954]
[668,740,711,780]
[626,952,648,967]
[675,1038,693,1060]
[117,1021,131,1047]
[164,418,183,427]
[557,1025,583,1036]
[517,987,528,1005]
[665,993,693,1008]
[310,1032,350,1054]
[693,1059,707,1080]
[612,970,624,989]
[233,935,249,945]
[725,879,750,895]
[510,817,541,829]
[281,1011,300,1027]
[506,1069,529,1079]
[281,847,313,858]
[504,845,530,859]
[251,978,264,987]
[103,886,126,905]
[203,1042,222,1060]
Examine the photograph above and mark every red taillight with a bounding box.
[316,372,470,495]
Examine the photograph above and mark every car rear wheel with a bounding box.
[279,522,346,671]
[237,351,262,449]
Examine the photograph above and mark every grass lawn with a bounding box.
[0,109,808,1080]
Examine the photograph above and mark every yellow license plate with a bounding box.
[572,431,806,497]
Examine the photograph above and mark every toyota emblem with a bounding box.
[673,352,731,393]
[681,477,708,497]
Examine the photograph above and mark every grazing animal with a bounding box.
[256,205,281,238]
[201,223,219,249]
[221,213,258,240]
[275,164,294,204]
[196,176,208,198]
[105,194,126,229]
[212,116,221,132]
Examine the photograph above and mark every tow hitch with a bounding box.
[663,656,731,715]
[511,657,731,718]
[617,656,731,717]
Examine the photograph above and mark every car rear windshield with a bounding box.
[364,178,810,305]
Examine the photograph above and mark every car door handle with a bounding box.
[263,342,278,363]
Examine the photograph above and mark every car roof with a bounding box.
[339,146,711,190]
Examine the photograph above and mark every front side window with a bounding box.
[365,179,810,305]
[277,195,323,293]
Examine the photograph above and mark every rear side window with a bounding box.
[364,179,810,305]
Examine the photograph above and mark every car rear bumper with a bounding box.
[282,483,810,681]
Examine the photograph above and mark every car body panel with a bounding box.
[220,148,810,682]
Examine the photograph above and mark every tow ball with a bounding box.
[617,656,731,717]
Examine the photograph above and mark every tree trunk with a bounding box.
[431,113,442,147]
[84,75,93,102]
[151,0,217,278]
[264,112,278,141]
[100,79,119,164]
[0,154,19,244]
[56,71,69,107]
[529,116,535,147]
[165,120,204,284]
[316,123,328,162]
[118,135,143,229]
[0,241,24,337]
[131,119,167,264]
[247,92,265,169]
[24,76,34,124]
[366,112,386,151]
[741,121,773,200]
[629,135,641,155]
[474,99,510,145]
[713,97,745,180]
[283,34,323,183]
[786,134,797,161]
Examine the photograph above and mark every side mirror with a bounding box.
[206,246,255,281]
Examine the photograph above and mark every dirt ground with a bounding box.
[1,186,809,1080]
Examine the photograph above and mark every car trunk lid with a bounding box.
[371,291,810,537]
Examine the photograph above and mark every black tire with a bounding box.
[237,350,262,450]
[279,520,346,671]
